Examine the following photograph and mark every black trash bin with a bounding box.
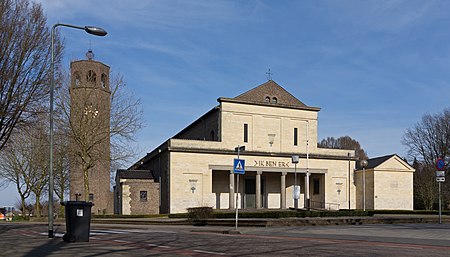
[61,201,93,242]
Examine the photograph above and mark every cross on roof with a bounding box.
[266,69,273,80]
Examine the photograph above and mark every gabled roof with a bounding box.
[356,154,413,170]
[235,80,306,106]
[218,80,320,111]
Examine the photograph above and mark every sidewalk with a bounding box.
[90,214,450,227]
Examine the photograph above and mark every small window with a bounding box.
[313,179,320,195]
[74,72,81,87]
[101,73,107,88]
[265,96,270,102]
[89,193,94,202]
[87,70,96,83]
[272,97,278,103]
[294,128,298,146]
[140,191,148,202]
[244,124,248,143]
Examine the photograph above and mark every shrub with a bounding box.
[187,207,213,225]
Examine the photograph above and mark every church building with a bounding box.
[115,80,414,214]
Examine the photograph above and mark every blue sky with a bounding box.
[2,0,450,206]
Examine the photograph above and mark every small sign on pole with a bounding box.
[234,159,245,174]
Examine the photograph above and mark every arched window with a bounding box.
[265,96,270,103]
[272,97,278,104]
[101,73,107,88]
[87,70,96,83]
[74,72,81,87]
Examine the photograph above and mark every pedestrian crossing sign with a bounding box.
[234,159,245,174]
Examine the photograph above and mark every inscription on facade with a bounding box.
[253,160,290,168]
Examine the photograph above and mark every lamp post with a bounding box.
[48,23,107,238]
[360,159,368,212]
[292,155,299,209]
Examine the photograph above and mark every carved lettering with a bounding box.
[252,160,290,168]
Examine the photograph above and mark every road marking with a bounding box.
[113,239,130,244]
[193,249,226,255]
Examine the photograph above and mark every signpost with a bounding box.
[435,158,446,224]
[234,145,245,231]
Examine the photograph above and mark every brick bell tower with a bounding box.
[69,50,112,214]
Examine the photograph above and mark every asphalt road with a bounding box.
[1,222,450,256]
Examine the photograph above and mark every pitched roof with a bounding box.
[235,80,306,106]
[218,80,320,111]
[116,169,154,180]
[356,154,405,170]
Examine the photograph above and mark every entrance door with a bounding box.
[245,179,265,208]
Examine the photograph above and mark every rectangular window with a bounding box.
[244,124,248,143]
[140,191,148,202]
[89,193,94,202]
[313,179,320,195]
[294,128,298,146]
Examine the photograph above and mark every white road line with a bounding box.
[157,245,171,249]
[113,239,130,243]
[193,249,226,255]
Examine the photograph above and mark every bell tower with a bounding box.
[69,50,112,214]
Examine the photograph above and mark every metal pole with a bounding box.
[294,163,297,209]
[439,181,442,224]
[348,153,351,210]
[235,146,240,231]
[306,121,310,211]
[363,166,366,212]
[48,24,57,239]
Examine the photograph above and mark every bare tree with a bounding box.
[0,0,63,151]
[53,126,70,216]
[57,73,143,201]
[318,135,368,160]
[403,108,450,210]
[0,131,33,215]
[0,111,50,217]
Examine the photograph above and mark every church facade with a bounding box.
[117,80,413,214]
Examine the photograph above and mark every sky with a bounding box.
[2,0,450,206]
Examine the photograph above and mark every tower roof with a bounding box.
[218,80,320,111]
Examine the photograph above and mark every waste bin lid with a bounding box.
[61,201,94,206]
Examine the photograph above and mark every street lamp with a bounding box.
[360,159,368,212]
[292,155,299,209]
[48,23,107,239]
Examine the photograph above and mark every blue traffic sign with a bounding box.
[234,159,245,174]
[436,158,446,171]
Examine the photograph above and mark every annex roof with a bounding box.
[116,169,154,180]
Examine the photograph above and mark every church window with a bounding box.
[140,191,148,202]
[265,96,270,102]
[272,97,278,104]
[101,73,107,88]
[294,128,298,146]
[87,70,97,83]
[244,124,248,143]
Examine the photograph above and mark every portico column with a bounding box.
[256,171,262,209]
[280,172,287,209]
[229,171,235,209]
